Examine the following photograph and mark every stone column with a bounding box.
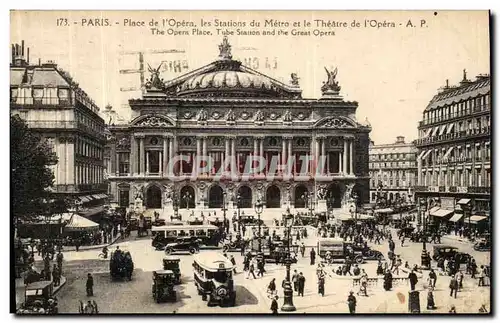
[116,153,120,175]
[159,151,163,175]
[202,136,208,174]
[310,137,314,175]
[130,135,136,175]
[417,159,422,185]
[288,137,292,175]
[321,137,326,175]
[196,136,202,172]
[349,139,354,176]
[259,137,264,174]
[163,137,168,176]
[253,137,258,173]
[315,137,320,175]
[231,137,236,173]
[169,137,174,175]
[343,138,348,174]
[139,136,145,175]
[282,137,287,167]
[338,151,342,174]
[146,151,150,174]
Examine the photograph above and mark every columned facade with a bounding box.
[106,37,371,211]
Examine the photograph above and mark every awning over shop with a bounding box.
[429,206,440,214]
[417,150,427,160]
[78,196,91,203]
[468,215,488,224]
[424,128,433,138]
[438,124,447,136]
[430,208,454,217]
[78,205,106,218]
[443,146,454,159]
[421,150,432,160]
[457,198,471,205]
[64,214,99,232]
[446,123,455,134]
[431,126,439,137]
[448,213,464,222]
[91,194,101,199]
[375,208,393,214]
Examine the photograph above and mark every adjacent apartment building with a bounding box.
[414,71,491,226]
[369,136,418,204]
[10,41,107,215]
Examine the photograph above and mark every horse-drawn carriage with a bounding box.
[110,249,134,281]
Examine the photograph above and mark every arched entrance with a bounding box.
[118,183,130,208]
[266,185,281,208]
[146,185,162,208]
[208,185,223,208]
[294,185,309,208]
[389,193,394,204]
[180,186,196,209]
[326,183,343,209]
[238,185,252,208]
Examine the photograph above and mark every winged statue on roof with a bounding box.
[145,63,165,90]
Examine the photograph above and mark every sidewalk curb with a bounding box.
[62,234,122,252]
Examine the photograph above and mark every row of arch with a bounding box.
[141,183,345,209]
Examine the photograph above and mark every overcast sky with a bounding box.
[10,10,490,144]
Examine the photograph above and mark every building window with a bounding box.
[118,153,130,174]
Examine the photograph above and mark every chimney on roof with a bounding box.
[395,136,405,144]
[12,41,28,67]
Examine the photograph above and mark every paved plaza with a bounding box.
[25,209,490,314]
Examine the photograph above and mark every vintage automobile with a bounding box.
[187,216,204,225]
[345,242,384,261]
[317,238,364,264]
[239,214,264,226]
[473,238,491,252]
[222,237,247,252]
[21,281,58,314]
[193,252,236,307]
[163,256,182,284]
[151,224,221,249]
[295,213,318,226]
[165,236,201,255]
[398,226,416,238]
[151,270,177,303]
[432,245,459,261]
[110,249,134,281]
[261,241,298,264]
[152,218,166,227]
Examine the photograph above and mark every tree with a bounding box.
[11,115,56,223]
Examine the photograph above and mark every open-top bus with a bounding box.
[192,252,236,307]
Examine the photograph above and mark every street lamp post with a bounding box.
[281,209,296,312]
[420,197,430,269]
[254,198,264,252]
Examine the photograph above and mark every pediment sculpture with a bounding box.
[321,117,353,128]
[226,109,236,122]
[198,108,208,122]
[135,116,172,128]
[116,137,130,149]
[254,110,265,122]
[283,110,293,122]
[321,67,341,94]
[145,63,165,90]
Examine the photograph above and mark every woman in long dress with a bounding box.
[383,269,393,291]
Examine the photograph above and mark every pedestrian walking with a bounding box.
[246,259,257,279]
[426,286,436,310]
[478,265,486,286]
[456,270,464,290]
[56,251,64,273]
[300,243,305,258]
[471,259,477,279]
[383,269,393,291]
[310,248,316,265]
[428,269,437,288]
[449,275,458,298]
[297,272,306,297]
[347,291,357,314]
[267,278,277,298]
[376,260,384,276]
[408,269,418,291]
[318,274,325,297]
[401,236,405,247]
[86,273,94,297]
[270,295,279,314]
[358,270,368,297]
[229,255,237,274]
[292,270,299,292]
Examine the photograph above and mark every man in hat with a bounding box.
[347,291,357,314]
[86,273,94,296]
[270,295,279,314]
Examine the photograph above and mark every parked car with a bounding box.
[165,237,201,255]
[152,270,177,303]
[473,238,491,252]
[432,245,459,261]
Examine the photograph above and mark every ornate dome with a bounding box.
[162,37,302,99]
